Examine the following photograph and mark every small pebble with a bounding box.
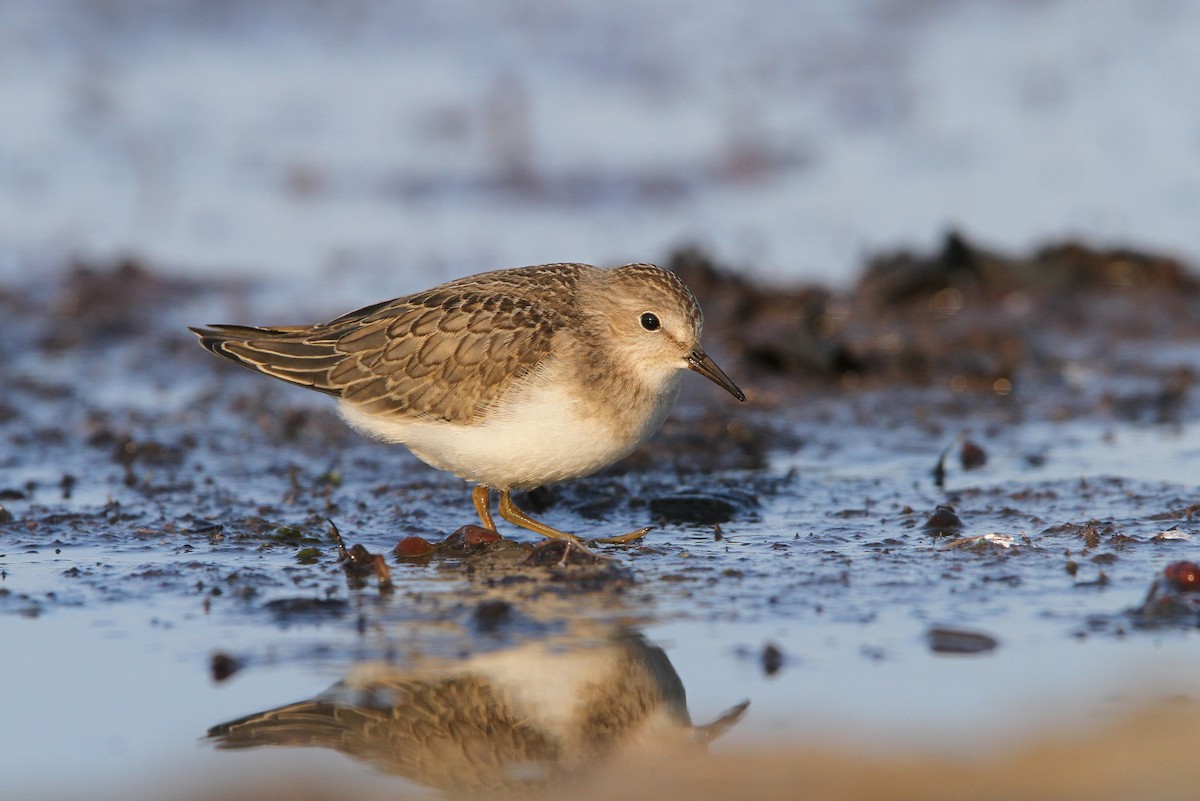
[960,439,988,470]
[394,536,435,558]
[926,627,998,655]
[210,652,242,682]
[922,504,964,536]
[473,600,511,631]
[761,642,785,676]
[1164,561,1200,591]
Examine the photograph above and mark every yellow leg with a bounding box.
[472,485,496,531]
[496,491,653,546]
[497,490,584,544]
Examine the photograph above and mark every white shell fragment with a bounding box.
[1153,528,1194,542]
[942,533,1015,550]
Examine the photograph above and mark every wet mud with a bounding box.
[4,236,1200,799]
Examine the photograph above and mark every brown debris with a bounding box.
[648,490,754,525]
[960,439,988,470]
[761,642,785,676]
[393,535,436,558]
[210,651,242,682]
[46,256,209,347]
[922,504,964,537]
[440,524,503,551]
[1163,561,1200,592]
[1135,561,1200,626]
[472,599,512,631]
[856,230,1198,310]
[394,525,510,560]
[669,246,850,378]
[328,520,392,590]
[665,232,1200,412]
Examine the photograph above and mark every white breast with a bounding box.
[337,365,681,490]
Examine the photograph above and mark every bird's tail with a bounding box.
[189,324,345,396]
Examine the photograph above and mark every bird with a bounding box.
[206,630,749,794]
[190,262,745,546]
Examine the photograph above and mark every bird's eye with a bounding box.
[640,312,661,331]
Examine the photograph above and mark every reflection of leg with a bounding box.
[472,485,496,531]
[497,490,584,544]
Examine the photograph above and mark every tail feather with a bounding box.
[189,325,345,396]
[207,700,352,750]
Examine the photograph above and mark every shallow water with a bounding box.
[5,276,1200,798]
[4,3,1200,798]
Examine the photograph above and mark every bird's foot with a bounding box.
[522,536,607,567]
[492,489,650,556]
[592,526,653,545]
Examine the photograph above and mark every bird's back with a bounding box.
[190,263,591,424]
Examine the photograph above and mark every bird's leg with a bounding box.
[497,490,585,545]
[472,485,497,531]
[496,491,652,546]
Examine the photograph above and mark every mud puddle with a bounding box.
[4,238,1200,800]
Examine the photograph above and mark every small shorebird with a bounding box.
[191,262,744,545]
[207,632,749,793]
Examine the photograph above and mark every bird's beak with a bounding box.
[693,700,750,746]
[687,348,746,401]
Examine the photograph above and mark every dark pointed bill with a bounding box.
[686,349,746,401]
[692,699,751,745]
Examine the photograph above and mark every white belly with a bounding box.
[337,372,679,490]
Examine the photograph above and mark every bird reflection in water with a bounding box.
[207,631,748,795]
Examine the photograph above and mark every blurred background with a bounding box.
[6,5,1200,799]
[3,0,1198,297]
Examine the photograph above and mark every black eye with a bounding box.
[640,312,661,331]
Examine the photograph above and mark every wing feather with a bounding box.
[207,675,558,790]
[190,266,576,423]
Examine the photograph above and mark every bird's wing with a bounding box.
[190,287,566,424]
[206,675,559,790]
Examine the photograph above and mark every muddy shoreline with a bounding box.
[4,236,1200,799]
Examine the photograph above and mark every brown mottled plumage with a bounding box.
[194,264,584,423]
[191,263,743,545]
